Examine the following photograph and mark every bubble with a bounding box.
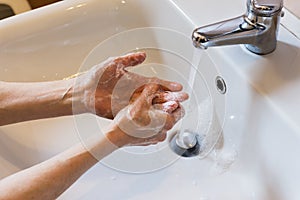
[211,149,238,174]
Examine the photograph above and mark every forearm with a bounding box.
[0,80,83,126]
[0,127,127,200]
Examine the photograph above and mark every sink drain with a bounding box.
[169,130,204,157]
[215,76,227,94]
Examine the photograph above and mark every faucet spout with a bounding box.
[192,0,284,55]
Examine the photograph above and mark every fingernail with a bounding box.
[171,83,183,90]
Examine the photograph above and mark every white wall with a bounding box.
[285,0,300,19]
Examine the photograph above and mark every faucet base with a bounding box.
[245,43,276,55]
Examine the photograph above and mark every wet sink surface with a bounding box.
[1,0,300,199]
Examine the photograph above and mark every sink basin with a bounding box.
[1,0,300,199]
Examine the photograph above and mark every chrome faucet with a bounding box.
[192,0,284,55]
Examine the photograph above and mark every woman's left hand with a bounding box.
[73,52,185,119]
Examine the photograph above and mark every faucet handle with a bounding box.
[247,0,283,17]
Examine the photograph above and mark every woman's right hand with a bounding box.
[107,83,188,147]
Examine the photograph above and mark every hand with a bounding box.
[107,84,188,147]
[72,52,184,119]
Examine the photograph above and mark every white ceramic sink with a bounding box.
[1,0,300,199]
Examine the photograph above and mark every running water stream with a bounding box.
[175,49,204,149]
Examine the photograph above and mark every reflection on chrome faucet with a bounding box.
[192,0,284,55]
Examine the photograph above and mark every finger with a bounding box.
[172,105,185,123]
[153,91,189,104]
[126,73,184,92]
[163,105,185,130]
[150,131,167,143]
[130,86,188,104]
[153,101,179,113]
[129,91,141,103]
[114,52,183,92]
[140,84,161,105]
[136,131,167,146]
[147,77,183,92]
[114,52,146,69]
[129,83,160,121]
[163,114,176,130]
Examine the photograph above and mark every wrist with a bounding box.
[105,125,131,148]
[66,76,91,115]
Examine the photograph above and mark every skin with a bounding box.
[0,52,188,199]
[0,52,186,126]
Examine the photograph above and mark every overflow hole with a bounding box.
[215,76,227,94]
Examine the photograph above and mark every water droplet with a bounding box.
[199,196,210,200]
[210,148,220,161]
[143,146,149,152]
[110,176,117,181]
[251,191,258,199]
[192,180,198,186]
